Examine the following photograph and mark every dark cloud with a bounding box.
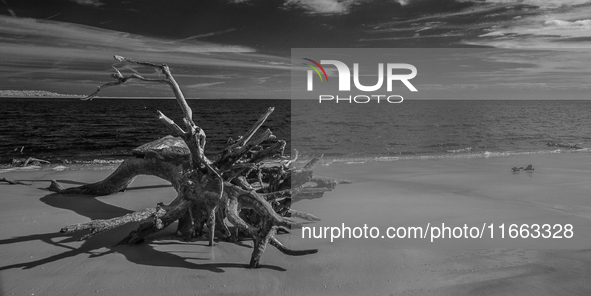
[0,0,482,50]
[1,0,590,96]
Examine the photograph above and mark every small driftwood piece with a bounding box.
[11,157,50,167]
[1,177,31,185]
[52,56,346,268]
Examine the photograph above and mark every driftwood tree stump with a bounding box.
[50,56,347,268]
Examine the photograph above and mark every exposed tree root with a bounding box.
[56,55,348,268]
[48,153,185,196]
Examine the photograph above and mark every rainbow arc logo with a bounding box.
[302,58,328,82]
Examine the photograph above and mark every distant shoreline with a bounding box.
[0,95,281,100]
[0,90,82,98]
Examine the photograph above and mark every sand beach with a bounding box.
[1,152,590,295]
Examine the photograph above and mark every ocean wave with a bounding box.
[423,142,464,148]
[447,147,473,153]
[0,165,42,174]
[71,159,125,165]
[0,158,126,172]
[313,148,587,166]
[2,148,589,173]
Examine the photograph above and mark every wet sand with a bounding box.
[1,152,590,295]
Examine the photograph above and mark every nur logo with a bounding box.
[303,58,418,92]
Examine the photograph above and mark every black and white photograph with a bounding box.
[1,1,591,295]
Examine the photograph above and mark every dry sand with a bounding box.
[1,152,590,295]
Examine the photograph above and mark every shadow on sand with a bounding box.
[0,181,286,273]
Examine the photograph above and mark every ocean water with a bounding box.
[291,100,591,162]
[0,98,290,164]
[1,98,589,165]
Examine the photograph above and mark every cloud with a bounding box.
[0,15,288,62]
[462,1,591,48]
[477,17,591,40]
[0,15,293,98]
[186,82,226,88]
[0,16,257,55]
[286,0,351,14]
[178,28,237,40]
[285,0,413,14]
[483,0,591,8]
[543,19,591,28]
[70,0,104,7]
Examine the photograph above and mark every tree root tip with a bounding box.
[269,237,318,256]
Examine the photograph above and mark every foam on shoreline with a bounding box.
[305,147,590,166]
[3,147,588,174]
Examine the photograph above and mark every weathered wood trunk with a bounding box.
[51,56,348,268]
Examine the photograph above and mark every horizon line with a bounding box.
[1,96,590,101]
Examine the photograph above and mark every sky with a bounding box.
[1,0,590,99]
